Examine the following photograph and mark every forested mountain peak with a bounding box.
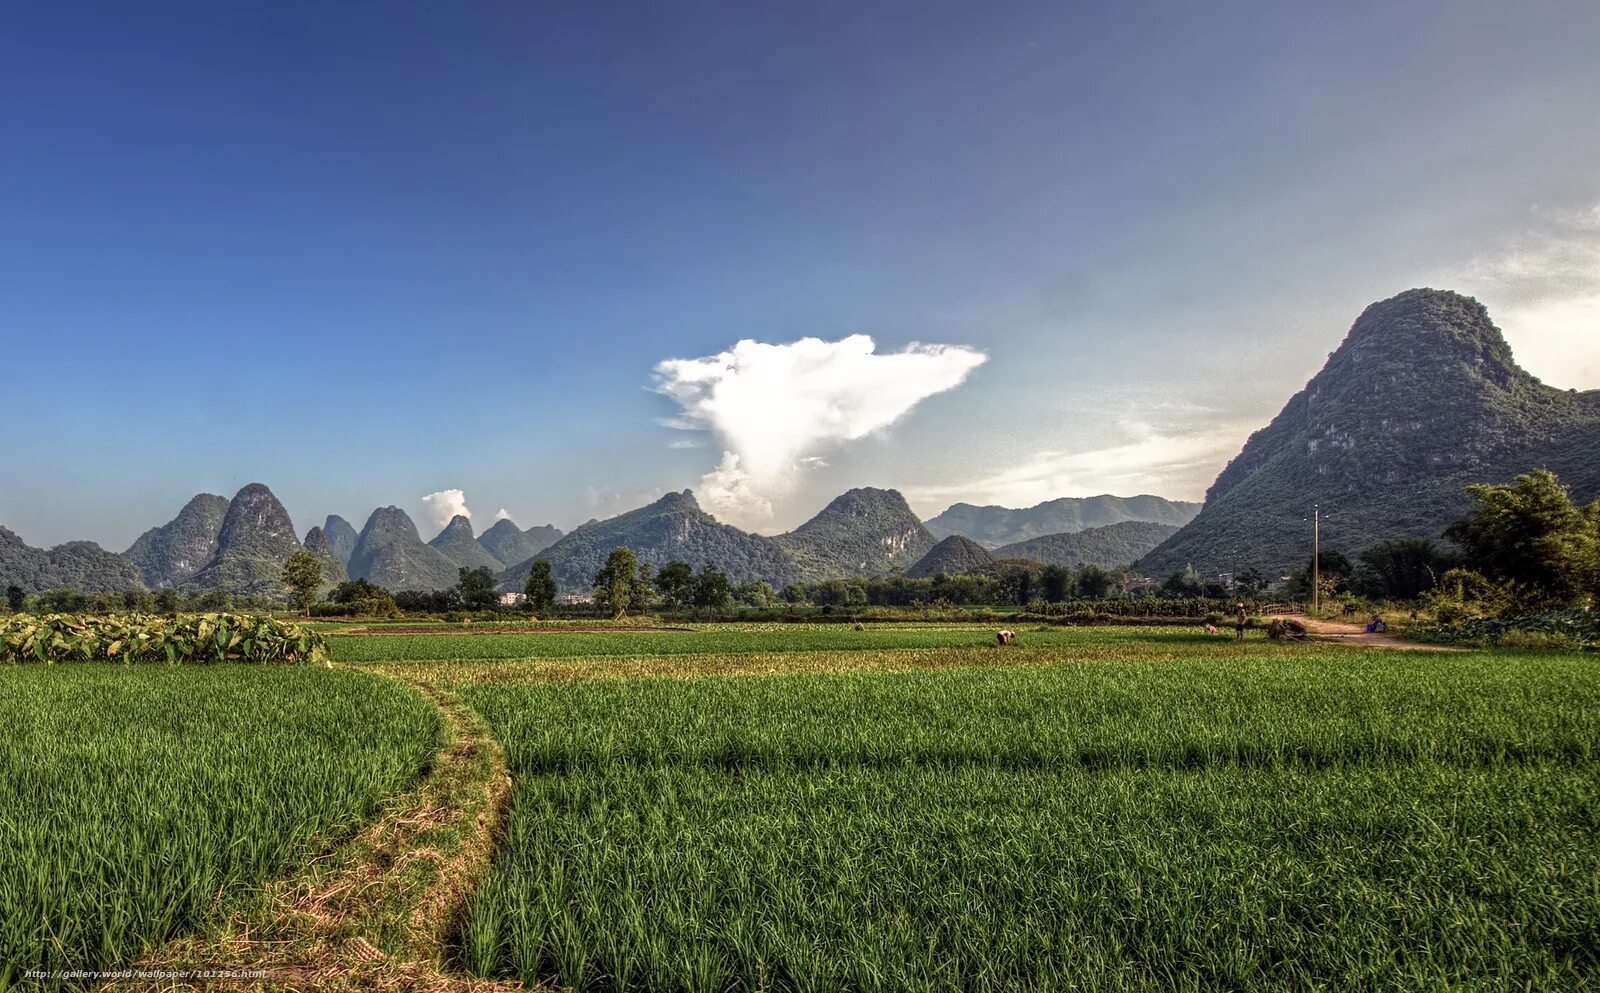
[428,515,504,572]
[348,506,463,592]
[185,484,303,594]
[122,492,229,588]
[1140,289,1600,577]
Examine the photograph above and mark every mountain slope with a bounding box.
[774,488,936,581]
[0,527,145,594]
[322,515,359,566]
[1138,288,1600,577]
[186,484,304,595]
[926,495,1200,548]
[303,526,350,585]
[477,519,562,568]
[428,515,504,572]
[994,521,1180,569]
[348,507,465,592]
[122,493,229,587]
[498,491,797,593]
[906,536,995,578]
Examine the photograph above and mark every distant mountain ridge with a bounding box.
[497,491,799,593]
[0,526,145,594]
[993,521,1180,569]
[185,484,304,595]
[1138,289,1600,577]
[123,493,229,588]
[477,518,562,569]
[428,515,505,573]
[926,495,1200,548]
[347,507,462,592]
[776,488,936,581]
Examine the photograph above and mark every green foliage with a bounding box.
[653,560,696,609]
[0,613,328,664]
[0,665,439,982]
[1352,539,1455,600]
[1446,468,1600,610]
[522,559,557,613]
[592,547,651,618]
[5,586,25,612]
[460,652,1600,990]
[312,577,399,617]
[1285,550,1354,600]
[458,566,500,612]
[282,549,323,613]
[1416,608,1599,651]
[692,564,733,610]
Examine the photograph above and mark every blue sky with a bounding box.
[4,1,1598,548]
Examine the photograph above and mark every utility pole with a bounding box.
[1311,504,1321,614]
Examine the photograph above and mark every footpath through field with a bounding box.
[1274,614,1460,651]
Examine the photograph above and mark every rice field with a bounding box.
[458,651,1600,992]
[331,623,1176,664]
[0,665,441,986]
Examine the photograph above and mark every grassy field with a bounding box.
[0,665,441,986]
[330,623,1185,664]
[457,649,1600,992]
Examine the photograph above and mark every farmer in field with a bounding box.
[1234,602,1248,641]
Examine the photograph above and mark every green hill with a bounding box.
[1138,289,1600,577]
[477,518,562,569]
[322,515,358,566]
[185,484,304,595]
[303,525,350,585]
[428,515,504,572]
[348,507,463,592]
[498,491,797,593]
[0,527,144,594]
[122,493,228,588]
[925,495,1200,548]
[774,488,936,582]
[994,521,1180,569]
[906,536,996,578]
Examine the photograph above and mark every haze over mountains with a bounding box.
[925,496,1200,548]
[3,288,1593,597]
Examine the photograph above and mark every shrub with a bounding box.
[0,613,327,664]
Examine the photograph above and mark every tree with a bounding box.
[1445,468,1599,609]
[1354,539,1455,601]
[282,549,323,615]
[153,588,179,614]
[1161,567,1203,597]
[692,565,732,610]
[1285,551,1352,600]
[1040,566,1073,603]
[653,561,696,610]
[1076,565,1115,599]
[458,566,499,612]
[4,586,23,612]
[523,559,557,614]
[1233,568,1267,596]
[593,547,649,618]
[734,579,775,608]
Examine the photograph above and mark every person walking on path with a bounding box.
[1235,602,1248,641]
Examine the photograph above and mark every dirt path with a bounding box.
[114,674,526,992]
[1271,614,1460,651]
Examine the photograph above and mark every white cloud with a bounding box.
[904,419,1250,513]
[655,334,987,524]
[667,439,703,449]
[1455,200,1600,388]
[419,489,471,531]
[494,507,512,521]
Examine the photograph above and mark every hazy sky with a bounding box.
[3,1,1598,548]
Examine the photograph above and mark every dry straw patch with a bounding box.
[111,674,526,993]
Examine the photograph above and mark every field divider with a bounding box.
[111,668,526,992]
